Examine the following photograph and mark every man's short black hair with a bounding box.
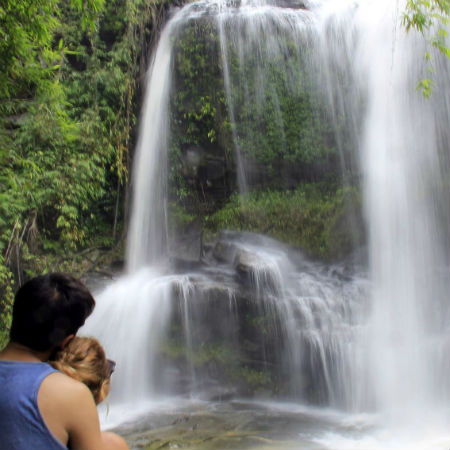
[9,273,95,352]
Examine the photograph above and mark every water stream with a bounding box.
[83,0,450,448]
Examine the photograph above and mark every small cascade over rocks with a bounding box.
[85,232,368,408]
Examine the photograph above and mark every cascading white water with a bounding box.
[82,0,450,446]
[125,6,207,271]
[353,0,450,428]
[83,268,174,403]
[125,22,172,271]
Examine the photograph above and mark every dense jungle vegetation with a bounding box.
[0,0,172,347]
[0,0,448,349]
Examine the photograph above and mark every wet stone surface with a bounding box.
[114,401,332,450]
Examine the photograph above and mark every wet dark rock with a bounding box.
[271,0,307,10]
[181,146,229,190]
[205,387,238,402]
[82,269,121,294]
[212,240,239,264]
[182,145,205,179]
[117,401,331,450]
[169,219,203,263]
[234,249,261,285]
[110,259,125,270]
[171,257,205,272]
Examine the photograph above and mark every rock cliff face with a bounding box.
[177,143,235,210]
[162,8,363,261]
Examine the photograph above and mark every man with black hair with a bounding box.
[0,273,128,450]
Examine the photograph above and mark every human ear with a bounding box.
[60,334,75,349]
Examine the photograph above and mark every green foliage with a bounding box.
[416,76,434,98]
[0,0,166,336]
[168,202,196,230]
[239,366,272,393]
[0,0,57,100]
[171,19,229,149]
[0,0,105,101]
[227,36,336,177]
[403,0,450,37]
[191,342,236,367]
[169,17,343,212]
[160,338,238,368]
[205,184,363,260]
[0,259,14,351]
[160,337,276,394]
[403,0,450,95]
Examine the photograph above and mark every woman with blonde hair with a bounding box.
[51,337,114,405]
[50,337,128,450]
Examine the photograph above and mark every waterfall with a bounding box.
[82,0,450,443]
[125,5,207,271]
[125,21,172,271]
[359,0,450,426]
[311,0,450,423]
[82,268,174,403]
